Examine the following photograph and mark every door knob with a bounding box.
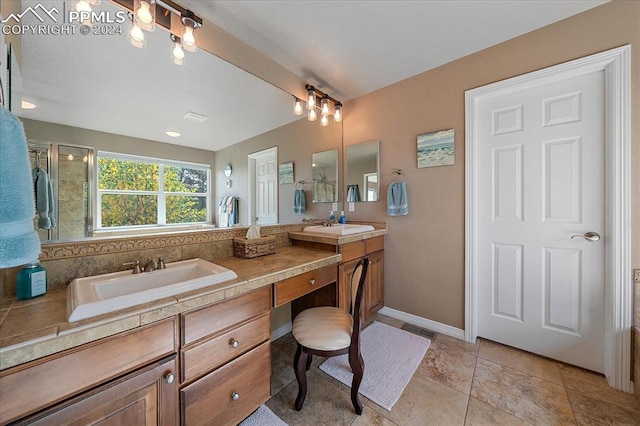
[570,231,600,242]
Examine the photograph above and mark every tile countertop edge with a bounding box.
[0,248,341,371]
[287,228,388,245]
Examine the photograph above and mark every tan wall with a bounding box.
[343,0,639,330]
[214,118,343,226]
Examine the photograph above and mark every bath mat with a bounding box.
[319,321,431,411]
[239,405,287,426]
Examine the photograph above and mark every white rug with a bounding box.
[238,405,287,426]
[319,321,431,411]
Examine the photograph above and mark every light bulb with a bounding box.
[320,114,329,127]
[82,155,88,162]
[306,88,316,110]
[321,97,330,116]
[137,2,153,24]
[333,104,342,122]
[293,98,303,116]
[67,154,74,161]
[173,41,185,65]
[129,22,145,48]
[182,26,197,52]
[75,0,92,13]
[308,108,317,122]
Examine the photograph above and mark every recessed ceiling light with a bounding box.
[166,130,181,137]
[22,100,36,109]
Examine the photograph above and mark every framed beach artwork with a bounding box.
[279,161,294,184]
[417,129,455,168]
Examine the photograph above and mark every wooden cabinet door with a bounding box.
[23,357,178,426]
[338,257,360,312]
[364,250,384,321]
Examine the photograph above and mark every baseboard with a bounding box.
[271,322,292,341]
[378,307,465,340]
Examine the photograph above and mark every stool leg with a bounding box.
[294,344,308,411]
[348,347,364,415]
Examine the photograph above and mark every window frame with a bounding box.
[96,151,211,231]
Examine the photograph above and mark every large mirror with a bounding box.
[12,0,342,242]
[346,141,380,202]
[311,149,338,203]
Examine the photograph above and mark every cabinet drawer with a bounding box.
[340,241,365,263]
[182,286,271,346]
[181,341,271,426]
[274,264,337,307]
[365,236,384,254]
[0,318,176,424]
[181,313,270,383]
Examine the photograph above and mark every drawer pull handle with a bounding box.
[231,392,240,401]
[309,279,316,285]
[229,338,239,348]
[164,372,175,384]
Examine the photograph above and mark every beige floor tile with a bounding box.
[351,405,399,426]
[415,338,478,394]
[435,333,480,354]
[271,343,297,396]
[559,364,640,424]
[369,373,468,426]
[464,397,532,425]
[266,368,360,426]
[478,338,563,385]
[471,358,575,425]
[371,313,404,329]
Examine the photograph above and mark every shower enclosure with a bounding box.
[28,141,94,241]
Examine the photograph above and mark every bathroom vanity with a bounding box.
[0,247,340,425]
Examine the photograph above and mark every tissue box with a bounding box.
[233,236,276,259]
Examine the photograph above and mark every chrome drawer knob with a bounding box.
[164,372,174,384]
[229,338,239,348]
[309,279,316,285]
[231,392,240,401]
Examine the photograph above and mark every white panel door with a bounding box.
[476,70,605,373]
[254,149,277,225]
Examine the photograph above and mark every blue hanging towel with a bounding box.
[387,181,408,216]
[0,106,41,268]
[293,189,306,213]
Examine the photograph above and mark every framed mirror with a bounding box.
[346,140,379,202]
[311,149,338,203]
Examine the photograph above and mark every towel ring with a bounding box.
[392,169,405,182]
[296,181,305,190]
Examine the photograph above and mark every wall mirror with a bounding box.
[346,140,380,202]
[13,0,342,242]
[311,149,338,203]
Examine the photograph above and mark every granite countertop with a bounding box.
[0,246,340,371]
[287,228,387,245]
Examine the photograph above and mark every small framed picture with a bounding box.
[417,129,455,168]
[279,161,294,184]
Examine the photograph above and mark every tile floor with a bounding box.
[263,314,640,425]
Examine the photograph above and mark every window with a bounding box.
[97,152,210,230]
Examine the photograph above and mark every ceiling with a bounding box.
[17,0,607,152]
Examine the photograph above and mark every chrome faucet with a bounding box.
[323,219,338,227]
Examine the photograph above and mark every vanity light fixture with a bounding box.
[74,0,100,13]
[170,34,185,65]
[297,85,343,126]
[293,97,304,116]
[181,10,201,52]
[166,130,181,137]
[128,13,146,48]
[134,0,156,32]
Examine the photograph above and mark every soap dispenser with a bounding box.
[16,261,47,300]
[338,211,347,224]
[329,211,335,221]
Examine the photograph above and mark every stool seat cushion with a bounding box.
[292,307,353,351]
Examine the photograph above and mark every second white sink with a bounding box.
[67,258,238,322]
[303,224,375,236]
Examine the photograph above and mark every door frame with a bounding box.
[464,46,631,391]
[247,146,278,225]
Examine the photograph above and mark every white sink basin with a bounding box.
[303,224,375,236]
[67,258,237,322]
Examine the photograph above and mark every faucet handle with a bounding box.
[123,260,142,274]
[143,257,157,273]
[157,257,166,269]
